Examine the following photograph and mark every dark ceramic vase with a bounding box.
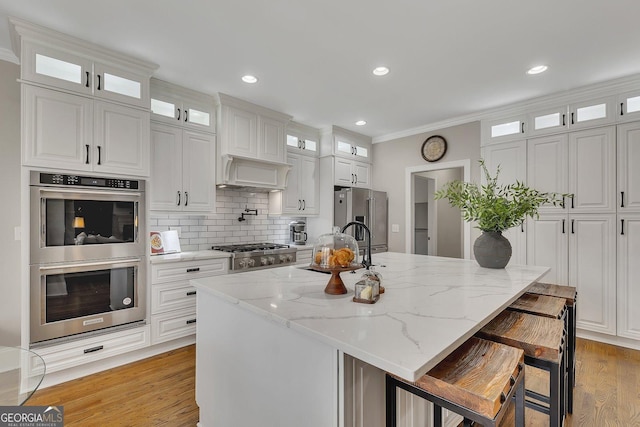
[473,231,512,268]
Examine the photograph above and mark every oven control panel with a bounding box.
[36,173,141,190]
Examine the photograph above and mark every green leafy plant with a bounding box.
[434,159,566,232]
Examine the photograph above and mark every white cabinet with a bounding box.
[481,114,526,145]
[295,247,313,265]
[527,127,616,214]
[617,90,640,123]
[269,153,319,215]
[617,122,640,211]
[567,96,615,130]
[31,325,150,374]
[526,215,569,284]
[150,78,214,132]
[23,85,150,176]
[481,140,527,265]
[617,214,640,340]
[527,105,568,137]
[150,258,228,345]
[569,214,617,335]
[150,123,215,212]
[17,28,153,108]
[217,93,291,163]
[335,157,371,188]
[287,134,318,155]
[320,126,372,163]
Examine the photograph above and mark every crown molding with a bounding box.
[0,46,19,64]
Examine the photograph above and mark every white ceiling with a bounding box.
[2,0,640,141]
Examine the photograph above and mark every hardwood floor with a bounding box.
[26,339,640,426]
[26,345,199,426]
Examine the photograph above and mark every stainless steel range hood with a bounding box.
[217,154,291,192]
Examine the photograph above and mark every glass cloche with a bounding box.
[311,227,360,268]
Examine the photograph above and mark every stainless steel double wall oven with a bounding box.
[30,172,146,343]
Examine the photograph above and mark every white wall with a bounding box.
[0,60,22,345]
[371,122,481,253]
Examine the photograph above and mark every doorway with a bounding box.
[405,160,471,259]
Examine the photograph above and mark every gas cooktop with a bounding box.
[211,243,297,271]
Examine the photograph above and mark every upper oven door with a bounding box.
[30,185,145,264]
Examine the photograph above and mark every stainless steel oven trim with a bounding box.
[30,185,145,265]
[30,258,146,343]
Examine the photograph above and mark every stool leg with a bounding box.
[568,303,576,413]
[550,363,561,427]
[515,370,525,427]
[385,375,396,427]
[462,418,473,427]
[433,404,443,427]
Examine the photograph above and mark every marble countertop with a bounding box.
[192,252,549,381]
[149,250,231,264]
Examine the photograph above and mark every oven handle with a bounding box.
[38,258,142,271]
[37,187,143,198]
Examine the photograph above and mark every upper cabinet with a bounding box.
[320,126,372,163]
[567,96,615,130]
[617,90,640,123]
[286,121,319,157]
[12,18,157,177]
[150,79,215,132]
[527,105,568,137]
[14,18,155,109]
[481,114,527,145]
[216,93,291,163]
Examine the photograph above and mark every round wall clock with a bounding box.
[421,135,447,162]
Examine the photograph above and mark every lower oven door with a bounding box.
[30,258,146,344]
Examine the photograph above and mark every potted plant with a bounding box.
[434,159,565,268]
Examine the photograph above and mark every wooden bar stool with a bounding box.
[476,310,565,427]
[386,337,525,427]
[507,292,569,418]
[527,282,578,413]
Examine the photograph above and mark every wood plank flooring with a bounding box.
[26,338,640,426]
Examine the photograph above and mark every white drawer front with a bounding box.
[151,258,228,284]
[151,310,197,344]
[296,248,313,264]
[151,281,197,315]
[31,325,150,373]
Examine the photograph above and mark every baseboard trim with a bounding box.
[577,329,640,351]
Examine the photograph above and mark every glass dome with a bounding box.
[311,227,360,268]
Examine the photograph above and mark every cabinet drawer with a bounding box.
[151,281,197,314]
[296,249,313,265]
[151,258,229,283]
[30,325,150,373]
[150,310,197,344]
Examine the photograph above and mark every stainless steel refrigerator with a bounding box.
[334,188,388,254]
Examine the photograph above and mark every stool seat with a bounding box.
[528,282,577,306]
[509,293,566,319]
[477,310,564,363]
[415,337,524,419]
[386,337,525,427]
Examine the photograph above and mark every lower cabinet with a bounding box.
[296,247,313,265]
[343,355,461,427]
[150,257,229,344]
[617,213,640,340]
[30,325,150,374]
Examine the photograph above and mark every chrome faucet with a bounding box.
[341,221,372,270]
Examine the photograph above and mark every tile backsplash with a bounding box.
[149,189,304,251]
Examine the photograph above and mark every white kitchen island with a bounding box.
[191,252,549,427]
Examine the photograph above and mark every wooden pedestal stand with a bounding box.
[311,265,362,295]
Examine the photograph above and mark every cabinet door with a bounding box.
[617,214,640,340]
[225,106,258,157]
[526,215,568,285]
[569,214,617,335]
[259,116,286,163]
[182,130,215,212]
[22,41,93,95]
[353,143,370,162]
[22,85,93,171]
[568,96,615,130]
[93,101,150,176]
[568,126,616,213]
[482,141,528,265]
[527,134,569,213]
[183,100,214,131]
[151,94,181,124]
[335,136,354,159]
[353,161,371,188]
[617,122,640,211]
[335,157,354,186]
[150,124,182,211]
[282,153,302,214]
[93,62,148,108]
[300,155,319,215]
[527,106,568,137]
[617,90,640,123]
[482,115,526,144]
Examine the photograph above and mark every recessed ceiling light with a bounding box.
[355,120,367,126]
[372,66,390,76]
[242,75,258,83]
[527,65,548,75]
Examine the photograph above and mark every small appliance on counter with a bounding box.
[289,221,308,245]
